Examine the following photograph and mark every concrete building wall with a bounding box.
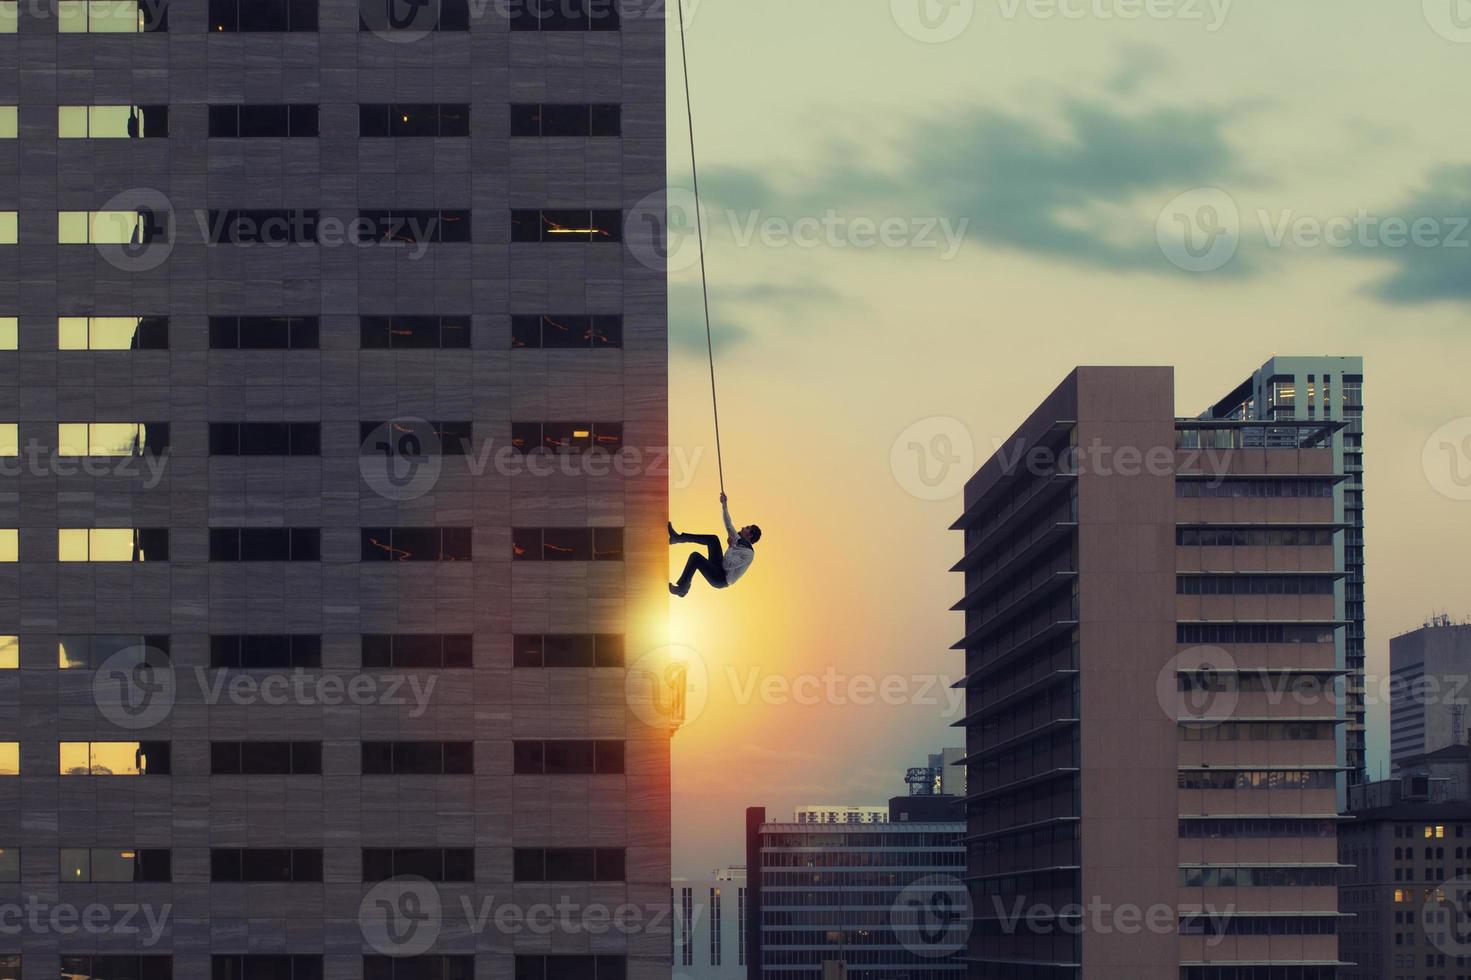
[0,2,669,977]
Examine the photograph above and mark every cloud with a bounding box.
[667,279,850,359]
[677,98,1248,273]
[1354,165,1471,304]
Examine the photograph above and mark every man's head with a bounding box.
[739,525,762,546]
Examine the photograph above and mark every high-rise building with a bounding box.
[1390,620,1471,770]
[1202,355,1365,785]
[0,2,669,978]
[954,365,1348,980]
[673,867,748,980]
[745,802,966,980]
[1339,760,1471,980]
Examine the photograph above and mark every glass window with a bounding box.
[58,528,168,562]
[0,530,15,563]
[0,848,17,881]
[59,741,169,776]
[58,210,166,245]
[0,636,15,669]
[0,2,15,33]
[58,0,164,32]
[57,422,166,457]
[0,107,14,138]
[0,212,15,244]
[0,317,14,349]
[57,105,167,138]
[58,315,168,350]
[0,743,15,776]
[0,423,15,456]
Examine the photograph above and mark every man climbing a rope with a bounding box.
[668,493,761,597]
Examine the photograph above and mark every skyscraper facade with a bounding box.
[1202,356,1365,786]
[1390,621,1471,770]
[0,1,669,978]
[955,365,1347,980]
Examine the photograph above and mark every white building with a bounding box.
[674,867,748,980]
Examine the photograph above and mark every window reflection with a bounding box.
[58,528,169,562]
[0,636,15,669]
[59,741,169,776]
[57,422,168,457]
[59,315,169,350]
[58,210,167,245]
[0,743,17,776]
[57,0,163,32]
[58,105,168,139]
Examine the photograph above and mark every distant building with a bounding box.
[957,366,1348,978]
[745,800,966,980]
[794,805,890,825]
[1340,766,1471,980]
[674,867,748,980]
[1391,620,1471,770]
[1204,355,1366,785]
[888,794,962,823]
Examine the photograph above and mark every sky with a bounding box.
[662,0,1471,877]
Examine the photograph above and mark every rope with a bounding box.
[676,0,725,495]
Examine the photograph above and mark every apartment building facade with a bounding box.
[954,366,1347,980]
[0,1,670,978]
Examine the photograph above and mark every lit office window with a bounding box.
[0,743,15,776]
[0,423,15,456]
[58,528,169,562]
[60,847,171,882]
[0,2,15,33]
[0,530,15,563]
[58,105,168,138]
[0,107,14,138]
[58,0,167,32]
[59,741,170,776]
[0,318,15,349]
[57,422,169,457]
[0,636,15,669]
[0,213,14,244]
[58,316,168,350]
[58,210,167,245]
[59,634,169,670]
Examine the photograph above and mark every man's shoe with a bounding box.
[668,522,679,544]
[669,582,686,597]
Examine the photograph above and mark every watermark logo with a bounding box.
[360,877,443,957]
[92,645,175,731]
[0,897,172,945]
[627,644,709,731]
[890,416,975,502]
[359,418,444,502]
[892,0,976,42]
[1157,645,1239,726]
[1424,417,1471,501]
[627,187,704,273]
[1424,0,1471,42]
[360,0,443,40]
[892,875,973,958]
[1157,187,1240,272]
[96,188,174,273]
[1424,877,1471,956]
